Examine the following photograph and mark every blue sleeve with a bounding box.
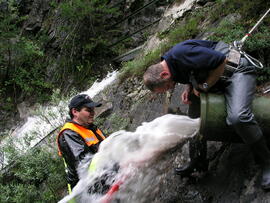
[183,45,226,70]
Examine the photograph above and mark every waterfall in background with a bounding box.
[0,71,118,169]
[59,114,200,203]
[82,71,118,98]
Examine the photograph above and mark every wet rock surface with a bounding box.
[3,0,270,202]
[95,76,270,202]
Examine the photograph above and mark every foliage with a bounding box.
[0,89,73,202]
[208,0,270,84]
[206,0,270,85]
[0,0,122,112]
[0,1,52,109]
[1,0,269,201]
[214,0,269,21]
[60,0,118,22]
[53,0,120,87]
[0,146,66,203]
[95,112,131,135]
[119,10,201,80]
[208,20,245,43]
[119,46,163,80]
[106,113,130,134]
[119,0,270,85]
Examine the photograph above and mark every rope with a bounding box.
[109,18,161,47]
[240,50,264,69]
[239,8,270,47]
[233,8,270,69]
[109,0,160,28]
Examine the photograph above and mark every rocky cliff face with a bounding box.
[91,1,270,201]
[94,77,270,202]
[94,74,270,202]
[3,0,270,202]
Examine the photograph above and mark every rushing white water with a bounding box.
[0,71,118,168]
[59,114,200,203]
[82,71,118,98]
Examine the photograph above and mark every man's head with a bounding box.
[143,62,175,93]
[68,94,102,126]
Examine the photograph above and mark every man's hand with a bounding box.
[181,84,192,104]
[181,89,191,104]
[193,88,200,97]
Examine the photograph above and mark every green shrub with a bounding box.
[0,147,66,203]
[0,2,52,107]
[0,0,122,109]
[56,0,120,78]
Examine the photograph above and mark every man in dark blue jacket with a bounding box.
[143,39,270,189]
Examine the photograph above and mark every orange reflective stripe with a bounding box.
[57,133,63,156]
[96,128,106,140]
[62,123,100,145]
[57,122,105,157]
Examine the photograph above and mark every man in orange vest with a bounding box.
[57,94,107,191]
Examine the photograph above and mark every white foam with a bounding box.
[59,114,200,203]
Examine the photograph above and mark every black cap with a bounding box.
[68,94,102,109]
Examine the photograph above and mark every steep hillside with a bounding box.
[0,0,171,134]
[1,0,270,202]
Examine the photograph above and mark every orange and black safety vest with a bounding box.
[57,122,106,156]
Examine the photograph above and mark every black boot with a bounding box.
[175,138,208,176]
[175,159,208,176]
[251,137,270,190]
[175,160,196,176]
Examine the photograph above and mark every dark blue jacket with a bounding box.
[162,40,226,84]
